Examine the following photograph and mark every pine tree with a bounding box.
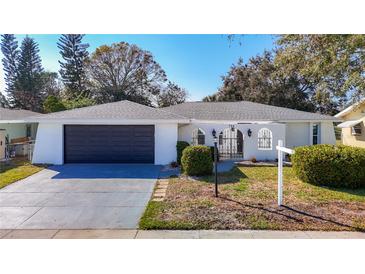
[0,34,19,105]
[0,93,10,108]
[15,36,44,111]
[57,34,89,98]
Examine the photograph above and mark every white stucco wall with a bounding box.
[178,122,286,161]
[32,122,178,165]
[32,120,336,165]
[286,122,336,148]
[155,123,178,165]
[285,122,311,148]
[320,122,336,144]
[32,123,64,165]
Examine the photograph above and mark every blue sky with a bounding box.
[0,34,276,101]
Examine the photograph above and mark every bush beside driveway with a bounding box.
[140,166,365,231]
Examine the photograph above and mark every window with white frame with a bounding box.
[192,128,205,145]
[351,123,362,135]
[257,128,272,150]
[312,123,319,145]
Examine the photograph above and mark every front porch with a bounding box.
[178,122,286,161]
[0,122,38,161]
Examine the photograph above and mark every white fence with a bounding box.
[276,140,294,206]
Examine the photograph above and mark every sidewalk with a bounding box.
[1,229,365,239]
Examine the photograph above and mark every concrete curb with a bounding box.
[1,229,365,239]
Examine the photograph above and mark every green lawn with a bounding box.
[140,166,365,231]
[0,158,45,189]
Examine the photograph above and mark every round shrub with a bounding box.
[181,145,213,176]
[292,145,365,188]
[176,141,190,165]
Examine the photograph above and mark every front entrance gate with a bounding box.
[218,127,244,159]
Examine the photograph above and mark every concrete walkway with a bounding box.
[1,229,365,239]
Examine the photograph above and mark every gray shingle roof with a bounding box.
[32,100,187,121]
[0,107,40,121]
[163,101,338,121]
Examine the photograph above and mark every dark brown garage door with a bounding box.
[64,125,155,163]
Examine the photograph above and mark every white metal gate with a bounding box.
[218,128,244,159]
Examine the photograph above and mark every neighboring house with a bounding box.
[335,100,365,148]
[0,107,39,142]
[26,100,337,165]
[0,107,40,158]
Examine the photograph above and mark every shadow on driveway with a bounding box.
[48,164,163,179]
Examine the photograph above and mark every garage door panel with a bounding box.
[64,125,155,163]
[134,146,153,152]
[133,136,154,141]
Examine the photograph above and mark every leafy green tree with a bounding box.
[62,96,96,110]
[14,36,44,111]
[204,51,315,112]
[43,95,66,113]
[57,34,89,98]
[85,42,167,106]
[0,34,19,105]
[40,71,62,98]
[275,34,365,106]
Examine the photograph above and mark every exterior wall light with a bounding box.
[248,129,252,137]
[212,129,216,138]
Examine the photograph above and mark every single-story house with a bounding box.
[335,100,365,148]
[25,100,338,165]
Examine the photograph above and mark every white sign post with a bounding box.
[276,139,294,206]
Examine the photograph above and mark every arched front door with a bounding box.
[218,127,244,159]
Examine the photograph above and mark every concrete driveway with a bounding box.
[0,164,161,229]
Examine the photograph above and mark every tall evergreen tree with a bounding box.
[0,93,10,108]
[0,34,19,105]
[15,36,44,111]
[57,34,89,98]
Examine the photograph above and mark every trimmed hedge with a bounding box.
[292,145,365,189]
[176,141,190,165]
[181,145,213,176]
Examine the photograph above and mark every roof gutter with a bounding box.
[0,120,35,124]
[24,118,190,124]
[189,119,339,124]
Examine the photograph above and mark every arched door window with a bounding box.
[192,128,205,145]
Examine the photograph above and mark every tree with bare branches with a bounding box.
[85,42,168,106]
